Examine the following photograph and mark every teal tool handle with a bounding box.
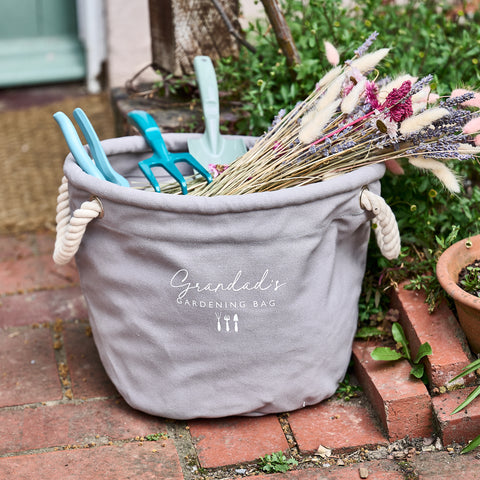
[127,110,171,159]
[53,112,105,180]
[194,56,222,154]
[73,108,129,187]
[127,109,157,131]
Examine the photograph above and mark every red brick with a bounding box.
[63,321,118,399]
[0,398,167,455]
[36,253,80,288]
[412,451,480,479]
[352,341,433,440]
[433,386,480,446]
[33,231,56,255]
[0,287,87,328]
[0,256,41,294]
[0,441,183,480]
[226,460,404,479]
[0,326,62,407]
[0,254,78,295]
[0,291,51,327]
[392,283,474,388]
[48,286,87,321]
[288,398,387,454]
[0,232,36,262]
[189,415,290,468]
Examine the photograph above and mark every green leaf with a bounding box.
[259,452,297,473]
[414,342,433,363]
[392,323,411,361]
[410,363,425,379]
[452,386,480,415]
[355,327,384,339]
[371,347,404,362]
[461,434,480,454]
[450,358,480,383]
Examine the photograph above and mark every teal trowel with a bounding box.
[188,56,246,168]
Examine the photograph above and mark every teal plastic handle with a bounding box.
[127,109,158,132]
[127,110,172,160]
[73,108,129,187]
[53,112,105,180]
[193,56,222,154]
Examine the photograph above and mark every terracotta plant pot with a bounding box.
[436,234,480,354]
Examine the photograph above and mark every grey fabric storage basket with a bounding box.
[60,133,387,419]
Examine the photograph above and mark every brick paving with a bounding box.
[2,231,480,479]
[352,341,434,440]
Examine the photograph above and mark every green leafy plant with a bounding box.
[459,264,480,297]
[336,373,362,401]
[215,0,480,134]
[399,225,462,312]
[144,432,168,441]
[259,451,298,473]
[449,359,480,453]
[371,323,432,381]
[153,71,196,99]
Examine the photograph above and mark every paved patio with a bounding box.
[1,230,480,479]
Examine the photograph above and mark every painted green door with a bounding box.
[0,0,85,87]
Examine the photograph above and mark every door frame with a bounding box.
[76,0,107,93]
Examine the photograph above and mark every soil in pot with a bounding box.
[436,234,480,355]
[458,259,480,297]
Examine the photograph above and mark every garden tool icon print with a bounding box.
[216,313,239,332]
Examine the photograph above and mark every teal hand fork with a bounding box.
[127,110,212,194]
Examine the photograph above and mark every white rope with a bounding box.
[360,188,401,260]
[53,176,103,265]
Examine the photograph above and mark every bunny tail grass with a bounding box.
[408,157,460,193]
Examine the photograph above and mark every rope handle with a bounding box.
[53,176,103,265]
[360,188,401,260]
[53,179,401,265]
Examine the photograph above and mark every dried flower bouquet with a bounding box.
[164,33,480,196]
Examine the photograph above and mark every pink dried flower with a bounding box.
[451,88,480,108]
[342,67,364,96]
[324,41,340,66]
[385,159,404,175]
[475,135,480,146]
[208,164,229,179]
[273,141,290,158]
[376,112,398,138]
[462,116,480,135]
[365,80,381,110]
[382,81,413,122]
[366,80,413,122]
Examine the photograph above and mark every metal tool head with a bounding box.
[127,110,212,194]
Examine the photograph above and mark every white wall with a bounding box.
[240,0,265,25]
[104,0,156,88]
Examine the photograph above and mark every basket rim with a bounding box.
[64,133,386,215]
